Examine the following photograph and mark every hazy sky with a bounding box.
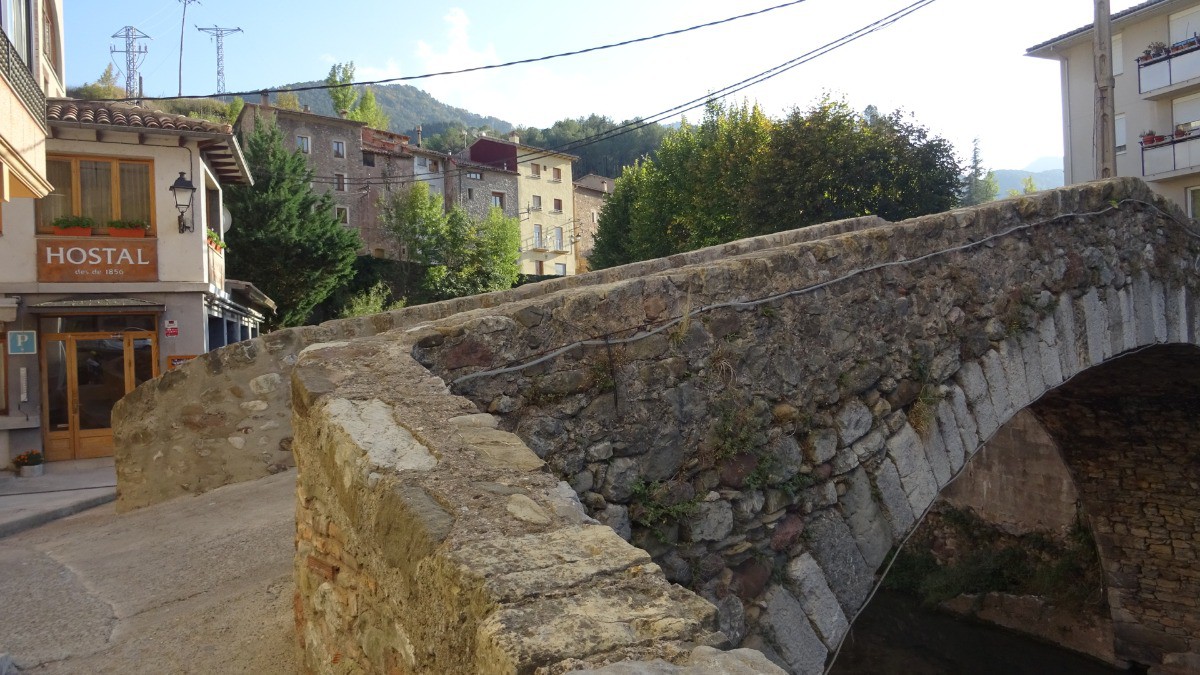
[63,0,1145,171]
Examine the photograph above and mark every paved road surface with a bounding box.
[0,471,297,674]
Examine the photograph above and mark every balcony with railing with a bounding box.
[1140,128,1200,176]
[1,28,46,129]
[1138,36,1200,97]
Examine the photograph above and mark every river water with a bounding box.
[827,591,1132,674]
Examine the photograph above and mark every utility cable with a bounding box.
[104,0,813,103]
[306,0,938,190]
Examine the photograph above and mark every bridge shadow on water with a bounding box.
[830,591,1133,674]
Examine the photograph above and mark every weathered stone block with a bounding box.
[835,399,873,447]
[786,553,851,649]
[762,585,828,674]
[804,509,873,614]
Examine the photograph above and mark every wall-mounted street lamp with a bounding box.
[169,171,197,233]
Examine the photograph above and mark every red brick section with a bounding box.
[1035,344,1200,667]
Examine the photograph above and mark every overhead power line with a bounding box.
[307,0,939,190]
[102,0,812,102]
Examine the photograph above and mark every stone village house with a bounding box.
[0,98,272,465]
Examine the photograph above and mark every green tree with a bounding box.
[348,87,389,130]
[379,181,448,302]
[275,92,302,111]
[380,183,519,303]
[749,97,960,233]
[960,139,999,206]
[325,62,358,115]
[225,116,361,328]
[68,65,126,99]
[590,96,962,269]
[423,206,520,300]
[1007,175,1039,198]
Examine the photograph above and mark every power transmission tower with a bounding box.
[196,25,242,95]
[110,26,150,99]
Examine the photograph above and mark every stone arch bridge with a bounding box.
[114,178,1200,674]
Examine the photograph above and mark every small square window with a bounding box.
[491,192,504,208]
[333,140,346,158]
[417,157,428,168]
[363,152,376,167]
[531,195,542,211]
[554,263,566,276]
[552,198,563,213]
[297,136,310,154]
[334,206,349,224]
[467,171,482,180]
[530,164,541,178]
[335,174,347,191]
[552,167,562,181]
[430,160,439,172]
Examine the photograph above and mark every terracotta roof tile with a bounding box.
[46,98,234,135]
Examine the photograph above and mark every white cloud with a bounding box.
[357,59,404,81]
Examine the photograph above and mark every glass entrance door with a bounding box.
[42,331,157,461]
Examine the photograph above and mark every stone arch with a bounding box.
[837,277,1200,672]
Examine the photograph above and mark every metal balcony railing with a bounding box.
[0,28,45,130]
[1140,132,1200,176]
[1138,37,1200,95]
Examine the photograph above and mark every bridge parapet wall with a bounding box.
[112,215,883,511]
[411,178,1200,670]
[289,337,785,673]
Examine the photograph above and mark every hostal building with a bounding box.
[0,99,271,464]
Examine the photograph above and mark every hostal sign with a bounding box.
[37,238,158,282]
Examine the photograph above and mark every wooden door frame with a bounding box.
[40,330,158,460]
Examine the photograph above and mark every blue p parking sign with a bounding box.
[7,331,36,355]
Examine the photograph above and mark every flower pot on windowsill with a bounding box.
[108,228,146,238]
[18,464,44,478]
[51,226,92,236]
[208,241,226,254]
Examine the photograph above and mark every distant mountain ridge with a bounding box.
[994,168,1065,196]
[275,81,512,138]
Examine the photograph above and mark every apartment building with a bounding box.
[463,134,578,276]
[1029,0,1200,213]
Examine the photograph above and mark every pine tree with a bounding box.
[961,139,999,206]
[225,116,361,328]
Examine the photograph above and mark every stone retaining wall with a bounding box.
[112,216,883,511]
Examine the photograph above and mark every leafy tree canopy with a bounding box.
[225,116,361,328]
[591,97,963,269]
[323,62,391,130]
[379,182,520,303]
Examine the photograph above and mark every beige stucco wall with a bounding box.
[518,151,575,276]
[0,76,49,199]
[0,130,224,288]
[1048,1,1200,209]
